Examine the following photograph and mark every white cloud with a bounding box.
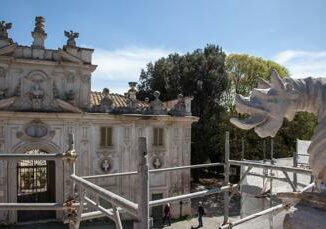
[274,50,326,78]
[91,47,174,93]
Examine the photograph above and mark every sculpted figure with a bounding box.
[0,20,12,39]
[64,30,79,47]
[230,70,326,184]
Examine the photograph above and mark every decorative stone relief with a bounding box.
[29,83,44,110]
[65,89,75,104]
[53,82,59,98]
[66,72,75,84]
[98,157,112,173]
[230,70,326,184]
[14,79,21,97]
[152,156,163,169]
[16,119,55,142]
[150,151,165,167]
[10,70,62,111]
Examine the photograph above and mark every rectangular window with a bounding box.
[153,128,164,146]
[100,127,113,147]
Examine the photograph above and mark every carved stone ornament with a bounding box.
[66,72,75,84]
[99,88,113,112]
[150,91,166,115]
[98,157,113,173]
[32,16,47,48]
[0,20,12,40]
[29,83,44,110]
[64,30,79,47]
[152,156,163,169]
[169,94,186,116]
[230,70,326,187]
[16,119,55,142]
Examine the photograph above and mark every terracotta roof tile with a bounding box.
[90,91,148,108]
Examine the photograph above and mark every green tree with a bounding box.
[223,54,316,161]
[226,54,289,96]
[138,45,228,180]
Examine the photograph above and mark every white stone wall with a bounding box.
[0,113,195,223]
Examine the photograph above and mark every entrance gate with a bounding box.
[17,149,56,222]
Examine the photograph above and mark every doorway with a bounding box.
[151,193,163,227]
[17,149,56,222]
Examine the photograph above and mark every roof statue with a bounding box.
[0,20,12,39]
[64,30,79,47]
[230,70,326,227]
[32,16,47,48]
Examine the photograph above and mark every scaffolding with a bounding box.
[0,132,314,228]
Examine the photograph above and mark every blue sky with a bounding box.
[2,0,326,93]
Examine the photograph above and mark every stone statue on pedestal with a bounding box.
[0,20,12,39]
[31,16,47,48]
[64,30,79,47]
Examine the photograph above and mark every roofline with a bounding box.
[0,111,199,123]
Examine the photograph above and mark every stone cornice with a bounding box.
[0,111,199,123]
[0,55,97,71]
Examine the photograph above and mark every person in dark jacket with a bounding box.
[162,203,171,226]
[197,201,205,228]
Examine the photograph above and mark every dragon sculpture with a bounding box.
[230,70,326,186]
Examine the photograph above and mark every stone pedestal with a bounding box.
[283,204,326,229]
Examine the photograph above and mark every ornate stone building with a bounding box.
[0,17,197,224]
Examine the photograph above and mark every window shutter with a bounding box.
[153,128,163,146]
[107,127,112,146]
[154,128,158,145]
[100,127,106,146]
[159,128,163,146]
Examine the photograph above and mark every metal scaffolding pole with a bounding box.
[0,203,65,210]
[269,138,274,229]
[219,183,314,229]
[81,162,224,180]
[223,131,230,225]
[149,185,234,207]
[70,174,138,217]
[228,160,311,175]
[134,137,149,229]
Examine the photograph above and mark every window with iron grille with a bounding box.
[100,127,113,147]
[153,128,164,146]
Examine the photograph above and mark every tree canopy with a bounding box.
[222,54,316,161]
[137,46,317,179]
[138,45,228,173]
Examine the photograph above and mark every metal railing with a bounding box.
[0,132,315,229]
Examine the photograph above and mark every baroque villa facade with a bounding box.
[0,17,197,224]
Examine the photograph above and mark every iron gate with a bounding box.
[17,150,56,222]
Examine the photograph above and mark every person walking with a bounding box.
[162,202,171,226]
[197,201,205,228]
